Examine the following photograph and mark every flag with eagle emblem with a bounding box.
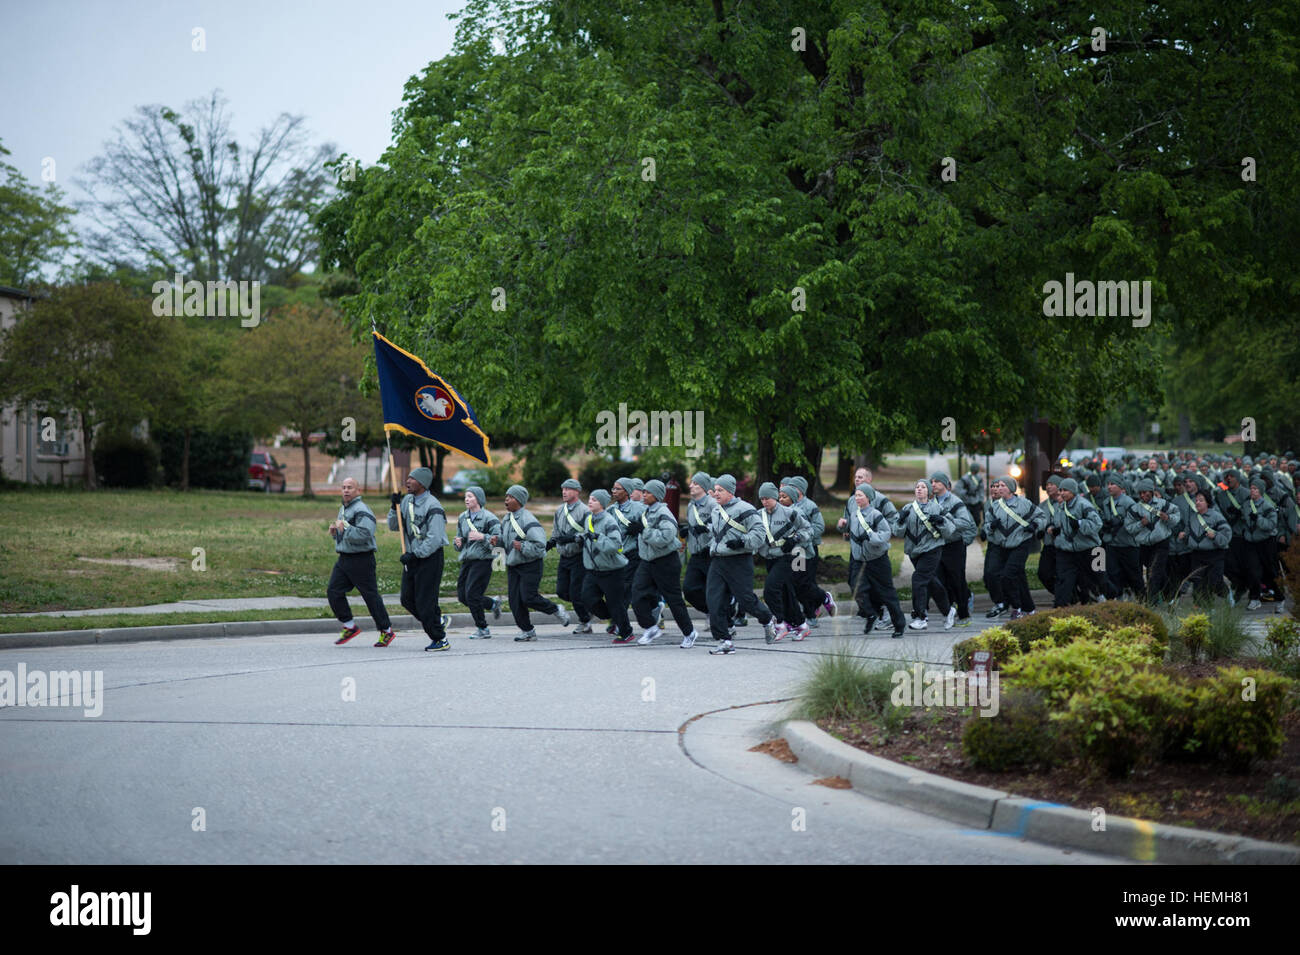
[372,331,492,465]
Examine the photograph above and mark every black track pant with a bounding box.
[1105,544,1144,598]
[507,559,558,632]
[1168,551,1193,593]
[793,554,829,618]
[632,552,694,634]
[457,558,493,629]
[1190,550,1228,598]
[706,555,771,640]
[763,555,804,626]
[986,541,1034,611]
[1053,549,1092,608]
[328,551,391,631]
[1139,540,1171,600]
[1243,540,1276,599]
[936,541,969,618]
[1037,544,1056,593]
[622,552,641,608]
[582,567,631,638]
[1224,536,1249,593]
[556,553,590,622]
[909,548,949,618]
[855,553,905,631]
[400,549,445,639]
[683,551,711,615]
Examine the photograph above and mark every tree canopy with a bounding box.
[318,0,1300,482]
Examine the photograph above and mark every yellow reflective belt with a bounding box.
[509,513,525,539]
[761,509,778,545]
[563,505,584,533]
[407,501,422,538]
[998,499,1030,528]
[720,506,747,534]
[856,508,870,532]
[613,507,630,526]
[690,502,706,526]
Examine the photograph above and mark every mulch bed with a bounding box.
[819,701,1300,846]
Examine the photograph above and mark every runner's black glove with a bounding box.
[390,492,402,507]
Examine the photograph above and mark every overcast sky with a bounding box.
[0,0,464,245]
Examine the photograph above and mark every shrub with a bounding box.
[92,433,162,488]
[961,688,1059,771]
[1266,618,1300,656]
[1204,600,1253,660]
[794,642,906,731]
[521,447,573,496]
[1003,601,1169,656]
[1055,669,1193,778]
[1179,613,1210,662]
[153,427,253,489]
[953,626,1022,670]
[1186,667,1296,772]
[577,456,626,494]
[1002,638,1161,708]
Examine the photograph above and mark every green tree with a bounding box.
[0,140,76,286]
[217,302,372,496]
[0,282,178,488]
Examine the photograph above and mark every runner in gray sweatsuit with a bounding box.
[452,485,501,636]
[897,480,955,628]
[981,475,1044,619]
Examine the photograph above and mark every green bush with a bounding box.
[153,428,253,490]
[1186,667,1296,772]
[1179,613,1210,662]
[521,447,573,496]
[961,688,1059,771]
[1002,638,1163,708]
[1004,601,1169,655]
[1263,618,1300,679]
[1204,600,1253,660]
[577,456,627,494]
[92,433,162,488]
[953,626,1022,669]
[1055,669,1193,778]
[794,643,906,730]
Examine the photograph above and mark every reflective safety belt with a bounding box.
[761,509,786,546]
[910,502,941,539]
[563,505,584,533]
[855,507,871,534]
[613,507,630,526]
[407,501,422,538]
[509,512,525,540]
[689,502,706,526]
[997,499,1030,528]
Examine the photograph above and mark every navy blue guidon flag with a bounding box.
[372,331,492,465]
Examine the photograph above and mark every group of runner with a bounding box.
[325,448,1297,652]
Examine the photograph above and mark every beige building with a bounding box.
[0,285,87,485]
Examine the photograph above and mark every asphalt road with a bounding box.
[0,620,1117,864]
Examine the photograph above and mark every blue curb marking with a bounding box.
[959,801,1070,837]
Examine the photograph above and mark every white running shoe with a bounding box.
[909,618,928,631]
[573,621,593,634]
[440,613,453,631]
[874,618,894,631]
[945,607,957,630]
[636,625,663,646]
[556,605,571,627]
[770,622,790,643]
[709,640,736,655]
[680,630,698,648]
[792,622,811,641]
[1247,599,1262,611]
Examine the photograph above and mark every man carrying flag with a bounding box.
[387,467,452,650]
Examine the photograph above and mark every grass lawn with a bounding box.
[0,488,1029,623]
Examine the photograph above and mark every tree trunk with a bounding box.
[80,408,97,489]
[833,446,854,491]
[754,429,775,499]
[434,444,448,492]
[1178,410,1192,445]
[801,432,828,501]
[180,427,191,492]
[301,439,313,497]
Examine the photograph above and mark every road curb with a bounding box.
[781,719,1300,865]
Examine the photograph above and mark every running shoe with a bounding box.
[374,628,396,647]
[514,630,537,642]
[425,638,450,651]
[709,640,736,655]
[792,622,811,641]
[680,631,699,649]
[335,624,361,645]
[636,625,662,646]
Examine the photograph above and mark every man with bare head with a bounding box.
[329,478,395,646]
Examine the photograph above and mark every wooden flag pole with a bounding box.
[386,437,407,556]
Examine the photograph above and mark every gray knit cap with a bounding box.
[758,482,779,501]
[409,467,433,490]
[466,485,486,507]
[691,472,713,490]
[590,488,611,508]
[642,479,666,501]
[714,474,737,495]
[506,484,529,505]
[561,478,581,491]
